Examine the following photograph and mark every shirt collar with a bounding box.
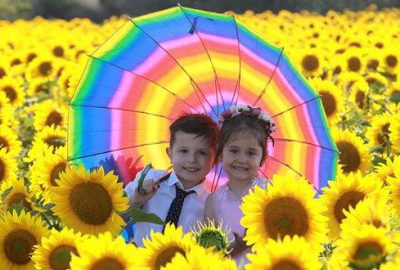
[167,171,207,195]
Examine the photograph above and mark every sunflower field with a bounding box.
[1,5,400,270]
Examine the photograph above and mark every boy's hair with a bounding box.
[217,114,269,164]
[169,114,220,150]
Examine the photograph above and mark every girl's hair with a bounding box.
[217,112,272,165]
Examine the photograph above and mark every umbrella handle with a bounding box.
[137,163,153,195]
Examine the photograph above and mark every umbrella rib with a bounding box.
[273,138,339,153]
[266,155,322,194]
[230,16,242,107]
[272,96,320,118]
[70,104,174,120]
[179,5,225,113]
[211,165,223,192]
[252,47,284,107]
[86,55,198,113]
[68,141,169,161]
[127,17,218,118]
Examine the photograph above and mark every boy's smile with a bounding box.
[167,131,216,189]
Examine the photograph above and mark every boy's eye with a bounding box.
[179,149,188,153]
[199,151,208,156]
[229,149,238,154]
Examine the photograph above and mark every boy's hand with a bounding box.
[129,178,161,208]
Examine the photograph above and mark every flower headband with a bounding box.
[219,104,276,137]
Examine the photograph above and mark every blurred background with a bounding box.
[1,0,400,21]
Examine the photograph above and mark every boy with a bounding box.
[125,113,220,246]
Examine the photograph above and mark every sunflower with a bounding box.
[320,172,382,240]
[371,155,400,185]
[309,78,344,125]
[0,210,50,270]
[32,227,86,270]
[30,146,68,204]
[297,48,326,77]
[26,77,52,97]
[25,53,59,81]
[70,232,138,270]
[26,125,66,163]
[33,100,68,130]
[342,48,364,73]
[241,174,328,252]
[192,219,231,255]
[164,244,236,270]
[1,178,34,212]
[137,223,198,270]
[0,124,22,157]
[363,71,389,89]
[338,71,364,94]
[365,48,382,71]
[389,113,400,154]
[382,45,399,73]
[246,236,322,270]
[386,170,400,217]
[331,128,371,174]
[0,148,18,188]
[334,225,396,269]
[0,75,25,107]
[366,113,392,149]
[340,193,392,234]
[52,165,128,235]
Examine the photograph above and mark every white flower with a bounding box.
[236,104,251,112]
[258,111,271,122]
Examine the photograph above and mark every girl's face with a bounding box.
[221,132,264,183]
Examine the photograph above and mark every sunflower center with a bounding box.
[45,111,63,126]
[353,241,383,261]
[348,57,361,72]
[334,190,365,223]
[264,197,309,239]
[39,62,52,76]
[386,55,398,68]
[367,59,379,70]
[50,162,67,186]
[271,259,302,270]
[377,124,390,147]
[53,46,65,57]
[372,219,383,228]
[333,65,342,75]
[0,159,5,181]
[49,244,78,270]
[8,192,32,211]
[44,136,65,149]
[320,91,336,117]
[3,86,17,102]
[69,182,113,225]
[4,229,37,264]
[0,136,9,150]
[355,90,366,109]
[0,68,5,78]
[375,42,383,49]
[11,58,22,66]
[301,55,319,72]
[155,246,185,270]
[336,141,361,173]
[27,53,37,63]
[35,83,49,94]
[90,257,124,270]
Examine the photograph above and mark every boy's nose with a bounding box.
[187,152,197,162]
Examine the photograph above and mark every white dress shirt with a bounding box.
[125,169,209,247]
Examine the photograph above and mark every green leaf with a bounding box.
[8,202,25,215]
[129,208,164,225]
[390,92,400,104]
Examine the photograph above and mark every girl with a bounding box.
[204,104,275,265]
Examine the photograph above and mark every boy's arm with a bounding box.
[125,169,167,209]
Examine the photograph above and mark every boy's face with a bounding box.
[167,131,216,189]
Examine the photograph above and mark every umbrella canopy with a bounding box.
[68,6,338,191]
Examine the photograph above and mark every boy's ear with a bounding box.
[166,147,172,159]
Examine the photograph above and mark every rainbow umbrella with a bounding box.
[68,6,338,191]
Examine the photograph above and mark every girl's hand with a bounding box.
[129,178,161,208]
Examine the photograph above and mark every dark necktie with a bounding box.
[163,184,195,232]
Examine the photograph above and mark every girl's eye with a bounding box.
[179,149,188,153]
[230,149,238,154]
[199,151,208,156]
